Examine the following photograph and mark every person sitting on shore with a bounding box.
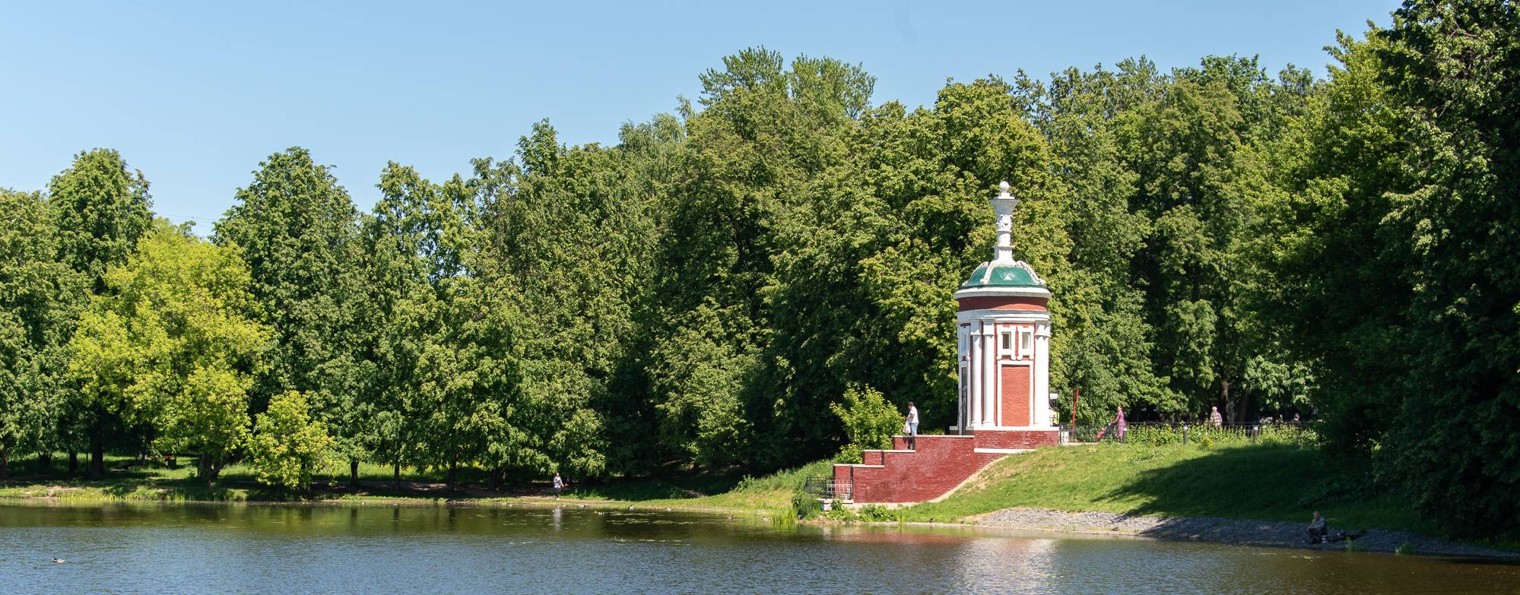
[1307,511,1366,544]
[1307,511,1328,543]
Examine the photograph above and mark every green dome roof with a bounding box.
[960,261,1046,289]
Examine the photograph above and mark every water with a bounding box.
[1,503,1516,594]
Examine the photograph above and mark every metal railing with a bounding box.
[804,476,851,501]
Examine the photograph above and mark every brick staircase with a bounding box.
[831,429,1059,504]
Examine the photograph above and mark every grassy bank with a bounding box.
[0,443,1419,535]
[888,442,1422,534]
[0,456,829,517]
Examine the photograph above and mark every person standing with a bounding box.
[906,402,919,450]
[1209,406,1223,428]
[1114,406,1127,442]
[552,472,564,499]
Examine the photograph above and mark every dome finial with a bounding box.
[991,181,1018,262]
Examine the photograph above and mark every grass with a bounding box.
[896,441,1423,533]
[0,444,1422,536]
[0,454,825,517]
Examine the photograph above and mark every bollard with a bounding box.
[1183,423,1189,445]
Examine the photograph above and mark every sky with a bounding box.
[1,0,1399,231]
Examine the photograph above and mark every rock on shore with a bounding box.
[968,507,1516,559]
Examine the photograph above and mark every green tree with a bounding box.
[47,148,155,478]
[249,391,334,490]
[68,221,269,480]
[0,189,83,478]
[829,385,901,463]
[1371,0,1520,537]
[214,148,368,477]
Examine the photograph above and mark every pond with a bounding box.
[1,503,1515,594]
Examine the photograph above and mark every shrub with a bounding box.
[830,386,901,463]
[248,391,334,490]
[792,491,823,519]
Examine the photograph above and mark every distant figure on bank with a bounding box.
[552,472,564,499]
[1113,406,1127,442]
[906,402,919,450]
[1307,511,1327,543]
[1209,406,1223,428]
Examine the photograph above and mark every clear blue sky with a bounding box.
[2,0,1398,230]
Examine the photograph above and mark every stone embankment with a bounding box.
[969,507,1518,559]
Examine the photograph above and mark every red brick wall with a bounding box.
[956,296,1049,312]
[973,429,1059,450]
[832,436,1001,503]
[1000,365,1030,426]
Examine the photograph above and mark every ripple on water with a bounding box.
[1,504,1517,594]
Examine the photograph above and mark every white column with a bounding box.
[982,321,996,428]
[969,321,982,428]
[1034,321,1051,427]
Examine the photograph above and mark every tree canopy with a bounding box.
[5,0,1517,538]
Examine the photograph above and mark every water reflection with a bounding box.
[0,503,1516,595]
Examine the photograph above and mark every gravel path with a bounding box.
[968,507,1517,559]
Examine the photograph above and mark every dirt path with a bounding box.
[968,507,1517,559]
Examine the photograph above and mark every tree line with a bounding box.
[1,0,1514,537]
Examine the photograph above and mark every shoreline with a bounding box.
[962,507,1519,559]
[0,486,785,518]
[4,488,1515,560]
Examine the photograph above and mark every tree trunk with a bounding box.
[447,460,458,491]
[198,453,217,482]
[488,465,502,491]
[89,435,104,479]
[1,445,10,480]
[38,452,53,474]
[68,450,78,474]
[393,463,401,491]
[1220,377,1234,424]
[349,459,360,487]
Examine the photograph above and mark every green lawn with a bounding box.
[897,442,1422,533]
[0,454,820,516]
[0,444,1419,536]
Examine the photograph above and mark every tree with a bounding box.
[68,221,269,480]
[47,148,155,478]
[214,148,368,476]
[249,391,334,490]
[1371,0,1520,537]
[0,189,82,478]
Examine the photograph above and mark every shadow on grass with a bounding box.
[574,472,746,502]
[1098,444,1403,527]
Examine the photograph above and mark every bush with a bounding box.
[830,386,901,463]
[248,391,334,490]
[791,491,823,519]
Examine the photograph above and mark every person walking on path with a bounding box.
[552,472,564,499]
[1209,406,1223,428]
[1113,406,1127,442]
[906,402,919,450]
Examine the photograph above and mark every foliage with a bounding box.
[0,189,82,477]
[5,7,1518,539]
[213,147,367,461]
[829,385,902,462]
[46,148,155,476]
[67,221,269,480]
[249,391,335,490]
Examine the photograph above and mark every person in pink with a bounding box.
[1114,406,1127,442]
